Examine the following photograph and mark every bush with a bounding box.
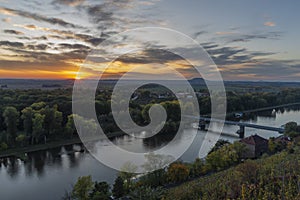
[167,162,190,183]
[0,142,8,150]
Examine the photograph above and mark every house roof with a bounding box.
[240,134,268,146]
[274,135,291,142]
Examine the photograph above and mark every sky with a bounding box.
[0,0,299,81]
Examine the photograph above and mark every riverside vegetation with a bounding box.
[1,87,300,153]
[64,122,300,200]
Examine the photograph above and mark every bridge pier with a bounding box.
[238,125,245,138]
[199,120,206,130]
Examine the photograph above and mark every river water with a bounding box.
[1,106,300,200]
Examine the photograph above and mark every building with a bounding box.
[274,135,291,143]
[240,134,269,158]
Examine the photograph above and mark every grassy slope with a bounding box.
[165,148,300,200]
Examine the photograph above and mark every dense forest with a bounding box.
[1,87,300,151]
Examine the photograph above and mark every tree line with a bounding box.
[1,87,300,151]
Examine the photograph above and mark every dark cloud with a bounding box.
[26,44,48,51]
[18,24,104,46]
[18,36,31,40]
[220,59,300,81]
[33,36,48,40]
[0,40,89,63]
[86,4,114,30]
[194,31,208,38]
[227,31,282,43]
[0,41,24,48]
[0,7,82,28]
[84,36,104,46]
[52,0,85,6]
[3,29,24,35]
[116,49,182,64]
[201,43,219,50]
[58,43,90,50]
[84,0,149,31]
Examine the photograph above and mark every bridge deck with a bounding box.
[184,115,285,133]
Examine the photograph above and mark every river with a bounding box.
[1,106,300,200]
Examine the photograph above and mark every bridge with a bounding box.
[184,115,285,138]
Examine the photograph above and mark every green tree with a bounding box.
[167,162,190,183]
[119,161,138,192]
[0,142,8,150]
[208,139,230,154]
[183,102,195,115]
[30,102,46,110]
[160,101,180,122]
[141,153,172,187]
[21,107,34,136]
[53,110,63,134]
[2,106,19,144]
[285,122,298,137]
[189,158,205,177]
[112,176,124,198]
[41,105,55,135]
[90,181,111,200]
[16,134,26,147]
[72,176,94,200]
[142,104,153,123]
[206,142,244,171]
[65,114,76,137]
[32,113,45,144]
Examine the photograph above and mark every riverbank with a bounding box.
[0,138,82,159]
[0,130,126,159]
[227,102,300,116]
[1,102,299,159]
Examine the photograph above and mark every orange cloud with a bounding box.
[0,8,16,16]
[264,21,276,27]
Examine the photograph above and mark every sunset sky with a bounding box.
[0,0,299,81]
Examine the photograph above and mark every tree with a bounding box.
[285,122,298,138]
[21,107,34,136]
[189,158,205,177]
[32,113,45,144]
[0,142,8,150]
[160,101,180,122]
[72,176,94,200]
[53,110,63,135]
[119,161,138,192]
[206,142,245,171]
[41,105,55,135]
[2,106,19,144]
[141,153,172,187]
[142,104,153,123]
[167,162,190,183]
[208,139,230,154]
[16,134,26,147]
[30,102,46,110]
[90,181,111,200]
[183,102,195,115]
[112,176,124,198]
[65,114,76,138]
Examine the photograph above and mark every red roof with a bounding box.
[240,134,268,146]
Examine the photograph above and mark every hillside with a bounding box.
[165,148,300,200]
